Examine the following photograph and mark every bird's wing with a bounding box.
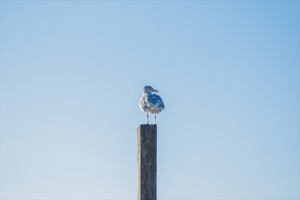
[148,93,165,109]
[139,94,151,112]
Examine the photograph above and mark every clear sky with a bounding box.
[0,1,299,199]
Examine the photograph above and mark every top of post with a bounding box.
[139,124,157,127]
[137,124,157,132]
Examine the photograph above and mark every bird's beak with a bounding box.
[154,90,159,93]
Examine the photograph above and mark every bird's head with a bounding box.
[142,85,159,94]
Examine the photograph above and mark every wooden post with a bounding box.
[137,124,157,200]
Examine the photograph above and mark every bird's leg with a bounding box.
[147,113,149,125]
[155,115,156,125]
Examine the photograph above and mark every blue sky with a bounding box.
[0,1,299,199]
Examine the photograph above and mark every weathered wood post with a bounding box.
[137,124,157,200]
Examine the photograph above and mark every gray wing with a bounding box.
[139,94,151,112]
[148,93,165,109]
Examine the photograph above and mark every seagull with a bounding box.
[139,85,165,124]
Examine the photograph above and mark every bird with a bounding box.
[139,85,165,124]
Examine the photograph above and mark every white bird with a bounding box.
[139,85,165,124]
